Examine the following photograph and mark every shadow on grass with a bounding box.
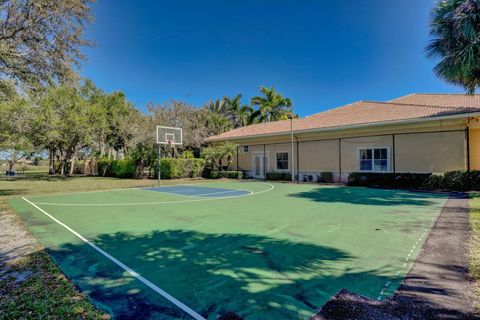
[0,189,27,196]
[45,229,399,320]
[287,186,444,207]
[0,174,68,182]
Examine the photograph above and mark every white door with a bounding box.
[253,154,266,179]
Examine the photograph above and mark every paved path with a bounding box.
[314,194,478,320]
[0,211,39,264]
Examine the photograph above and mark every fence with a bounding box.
[234,129,469,183]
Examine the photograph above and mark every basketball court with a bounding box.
[9,181,448,319]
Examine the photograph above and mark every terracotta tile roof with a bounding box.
[390,93,480,108]
[207,94,480,141]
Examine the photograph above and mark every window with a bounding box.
[244,146,249,152]
[359,148,388,172]
[276,152,289,170]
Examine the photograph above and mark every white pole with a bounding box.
[157,144,161,188]
[291,117,294,183]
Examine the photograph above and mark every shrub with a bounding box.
[347,172,432,189]
[97,159,135,178]
[181,150,195,159]
[266,172,292,181]
[99,158,204,179]
[318,172,334,183]
[423,170,480,191]
[191,159,205,178]
[157,158,183,179]
[73,160,85,174]
[154,158,205,179]
[111,160,136,178]
[347,170,480,191]
[208,170,243,179]
[97,159,111,177]
[210,171,222,179]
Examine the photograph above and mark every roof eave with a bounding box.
[206,111,480,142]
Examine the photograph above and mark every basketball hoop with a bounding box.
[156,126,182,145]
[156,125,183,187]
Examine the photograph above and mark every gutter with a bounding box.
[206,111,480,142]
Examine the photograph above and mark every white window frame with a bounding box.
[357,147,390,172]
[275,151,289,172]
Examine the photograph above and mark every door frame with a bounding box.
[252,152,268,179]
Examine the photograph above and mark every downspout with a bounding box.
[392,134,396,174]
[296,137,299,183]
[263,144,266,181]
[236,146,239,180]
[466,126,471,172]
[338,138,342,183]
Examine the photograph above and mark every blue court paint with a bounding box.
[143,186,250,198]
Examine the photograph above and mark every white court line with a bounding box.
[144,188,252,198]
[30,181,211,198]
[30,186,143,198]
[32,183,274,206]
[22,197,206,320]
[189,189,252,197]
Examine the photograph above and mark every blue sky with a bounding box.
[81,0,461,117]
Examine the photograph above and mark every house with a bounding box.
[206,94,480,182]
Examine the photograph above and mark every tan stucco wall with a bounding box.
[470,128,480,170]
[236,144,265,171]
[227,118,467,145]
[340,135,394,172]
[298,140,340,172]
[395,131,466,173]
[265,143,290,172]
[230,118,470,175]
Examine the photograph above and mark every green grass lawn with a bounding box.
[469,193,480,314]
[8,181,448,319]
[0,175,185,320]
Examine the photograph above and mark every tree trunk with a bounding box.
[55,155,62,174]
[69,155,75,175]
[49,148,55,175]
[226,156,232,171]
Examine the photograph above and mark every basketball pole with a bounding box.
[157,144,161,187]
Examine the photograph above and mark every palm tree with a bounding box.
[223,94,254,127]
[219,141,237,170]
[250,86,293,122]
[201,142,238,171]
[237,104,254,127]
[201,145,222,170]
[427,0,480,94]
[207,99,230,117]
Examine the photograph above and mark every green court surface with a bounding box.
[9,182,448,320]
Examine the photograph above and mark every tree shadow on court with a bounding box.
[287,186,445,207]
[47,229,401,320]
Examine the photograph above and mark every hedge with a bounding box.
[98,159,136,178]
[347,171,480,191]
[319,172,334,183]
[153,158,205,179]
[98,158,205,179]
[208,170,243,179]
[266,172,292,181]
[347,172,431,189]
